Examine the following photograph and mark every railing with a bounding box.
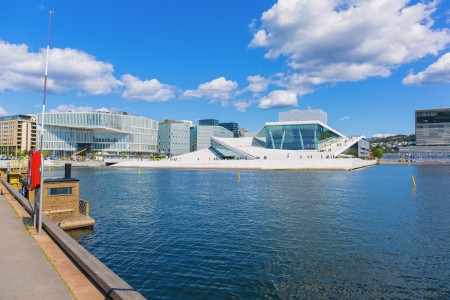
[318,137,342,149]
[0,177,145,300]
[0,160,28,169]
[79,199,90,217]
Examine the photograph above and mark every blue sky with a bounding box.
[1,0,449,137]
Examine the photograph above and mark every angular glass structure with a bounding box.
[254,122,343,150]
[36,112,158,157]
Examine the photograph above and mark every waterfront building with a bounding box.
[158,120,190,157]
[278,109,328,124]
[219,122,239,137]
[190,125,233,152]
[36,112,158,157]
[400,108,450,153]
[209,119,369,159]
[0,114,36,155]
[199,119,219,126]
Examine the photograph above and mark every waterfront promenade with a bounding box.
[0,194,74,300]
[0,178,145,300]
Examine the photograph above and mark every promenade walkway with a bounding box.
[0,194,74,300]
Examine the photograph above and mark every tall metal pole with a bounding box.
[35,10,54,234]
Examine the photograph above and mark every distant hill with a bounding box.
[368,134,416,153]
[368,134,415,143]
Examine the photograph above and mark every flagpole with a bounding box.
[36,10,54,234]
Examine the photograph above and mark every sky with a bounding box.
[0,0,450,137]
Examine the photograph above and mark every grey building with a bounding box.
[190,125,233,152]
[278,109,328,125]
[400,108,450,153]
[199,119,219,126]
[158,120,190,157]
[218,122,239,137]
[416,108,450,147]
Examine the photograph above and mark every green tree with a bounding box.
[20,149,29,157]
[346,149,358,157]
[42,150,53,158]
[373,148,383,159]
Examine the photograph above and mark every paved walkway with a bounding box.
[0,194,74,300]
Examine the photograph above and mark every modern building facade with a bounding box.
[36,112,158,157]
[0,114,36,155]
[158,120,190,157]
[199,119,219,126]
[278,109,328,124]
[210,110,370,159]
[190,125,233,152]
[399,108,450,153]
[219,122,239,137]
[416,108,450,147]
[254,121,343,150]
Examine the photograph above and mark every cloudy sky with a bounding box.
[0,0,449,136]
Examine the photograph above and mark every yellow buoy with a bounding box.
[237,170,240,183]
[411,175,416,189]
[138,168,141,175]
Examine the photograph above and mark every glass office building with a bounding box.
[199,119,219,126]
[190,125,233,152]
[158,120,190,157]
[254,121,343,150]
[219,122,239,137]
[416,108,450,147]
[36,112,158,157]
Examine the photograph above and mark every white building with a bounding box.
[278,109,328,125]
[36,112,158,157]
[158,120,190,157]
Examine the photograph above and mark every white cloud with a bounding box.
[246,75,270,93]
[0,106,8,116]
[372,133,396,138]
[340,116,350,121]
[250,0,450,86]
[258,90,297,109]
[233,100,257,112]
[183,77,238,105]
[121,74,176,102]
[0,40,122,95]
[48,104,113,113]
[403,52,450,85]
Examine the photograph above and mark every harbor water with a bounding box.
[49,165,450,299]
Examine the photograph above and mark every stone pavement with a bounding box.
[0,194,74,300]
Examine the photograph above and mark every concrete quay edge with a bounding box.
[0,177,146,300]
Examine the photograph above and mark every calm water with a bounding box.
[50,165,450,299]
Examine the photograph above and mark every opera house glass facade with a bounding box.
[254,122,342,150]
[36,112,158,157]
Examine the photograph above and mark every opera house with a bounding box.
[115,109,375,171]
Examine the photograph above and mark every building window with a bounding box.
[47,187,73,196]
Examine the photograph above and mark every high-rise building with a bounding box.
[199,119,219,126]
[158,120,190,157]
[415,108,450,148]
[36,112,158,157]
[0,114,36,155]
[190,125,233,152]
[219,122,239,137]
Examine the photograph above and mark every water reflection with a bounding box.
[48,166,450,299]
